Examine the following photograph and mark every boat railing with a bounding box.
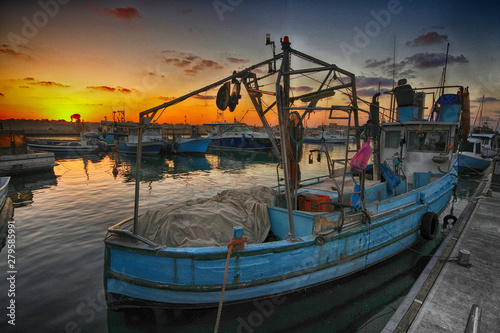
[106,218,160,248]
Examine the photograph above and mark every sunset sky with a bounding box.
[1,0,500,127]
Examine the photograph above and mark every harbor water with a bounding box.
[0,143,481,333]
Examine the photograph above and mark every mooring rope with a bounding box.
[213,237,247,333]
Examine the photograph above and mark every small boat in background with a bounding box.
[303,128,347,144]
[0,130,56,176]
[115,127,164,155]
[469,131,499,158]
[204,121,275,150]
[452,137,492,173]
[162,137,212,154]
[28,132,108,154]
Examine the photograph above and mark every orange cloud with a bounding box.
[193,94,215,100]
[159,96,176,101]
[227,57,248,63]
[87,85,134,93]
[0,44,33,60]
[31,81,70,87]
[87,85,116,92]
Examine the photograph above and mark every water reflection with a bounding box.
[7,170,58,207]
[106,237,443,333]
[207,149,279,170]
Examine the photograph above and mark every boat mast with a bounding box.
[275,36,299,240]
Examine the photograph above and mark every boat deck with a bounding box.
[383,177,500,332]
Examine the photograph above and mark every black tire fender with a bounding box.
[443,214,458,228]
[420,211,439,240]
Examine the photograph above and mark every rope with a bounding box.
[213,237,247,333]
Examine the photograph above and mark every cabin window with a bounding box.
[461,142,474,152]
[408,131,448,152]
[384,131,401,148]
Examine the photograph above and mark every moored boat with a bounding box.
[204,121,275,150]
[115,126,164,155]
[28,132,107,154]
[104,36,466,310]
[163,137,212,154]
[452,137,492,173]
[303,128,347,144]
[0,130,56,176]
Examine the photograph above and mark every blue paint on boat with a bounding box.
[103,37,467,310]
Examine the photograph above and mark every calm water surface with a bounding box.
[0,143,480,333]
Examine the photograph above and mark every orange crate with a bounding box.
[298,194,330,212]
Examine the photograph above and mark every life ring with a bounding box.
[420,211,439,240]
[443,214,458,229]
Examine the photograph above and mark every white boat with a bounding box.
[28,132,107,154]
[0,130,56,176]
[469,131,499,158]
[303,129,347,144]
[452,137,492,173]
[204,121,276,150]
[115,126,164,155]
[104,36,466,310]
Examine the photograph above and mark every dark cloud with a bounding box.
[356,76,395,88]
[24,77,35,81]
[227,57,248,64]
[357,88,390,98]
[175,6,193,15]
[406,32,448,47]
[365,57,392,69]
[472,96,500,103]
[0,45,33,60]
[193,94,215,100]
[291,86,314,94]
[403,52,468,69]
[19,86,30,88]
[0,93,4,97]
[88,4,140,20]
[86,85,134,93]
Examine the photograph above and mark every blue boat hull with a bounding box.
[452,154,491,172]
[104,172,455,309]
[176,138,211,154]
[116,141,164,155]
[210,137,274,150]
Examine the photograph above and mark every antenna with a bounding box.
[266,33,276,73]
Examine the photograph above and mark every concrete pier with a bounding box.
[383,176,500,332]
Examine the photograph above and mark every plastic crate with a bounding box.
[298,194,330,212]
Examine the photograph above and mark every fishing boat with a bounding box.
[115,126,164,155]
[104,36,466,311]
[469,132,499,158]
[303,128,347,144]
[0,130,56,176]
[28,132,107,154]
[204,121,275,150]
[162,137,212,155]
[452,137,492,173]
